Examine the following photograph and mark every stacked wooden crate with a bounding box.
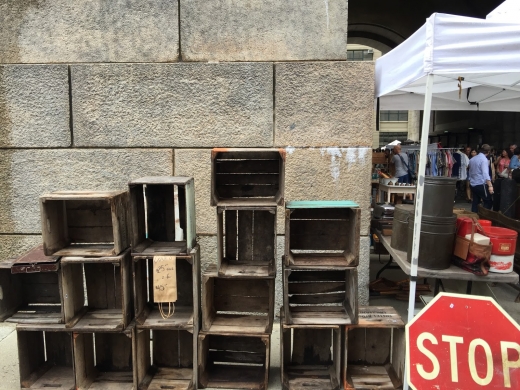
[129,177,199,390]
[281,200,361,390]
[199,148,285,389]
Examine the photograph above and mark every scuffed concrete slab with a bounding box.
[71,63,273,148]
[0,0,178,63]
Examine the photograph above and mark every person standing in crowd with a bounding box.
[465,147,476,202]
[510,144,517,155]
[495,148,512,179]
[468,144,494,212]
[392,144,410,184]
[510,147,520,170]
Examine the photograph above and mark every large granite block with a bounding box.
[181,0,348,61]
[285,147,371,236]
[0,65,70,147]
[275,62,375,147]
[0,149,173,234]
[0,0,178,63]
[72,63,273,147]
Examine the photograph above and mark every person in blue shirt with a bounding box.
[509,147,520,170]
[468,144,494,212]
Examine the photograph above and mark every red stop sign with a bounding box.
[407,293,520,389]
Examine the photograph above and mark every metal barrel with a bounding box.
[391,204,414,252]
[423,176,457,217]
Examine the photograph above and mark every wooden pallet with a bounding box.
[129,176,196,258]
[283,266,358,325]
[133,245,200,330]
[211,148,285,206]
[285,201,361,268]
[0,246,63,324]
[40,190,129,257]
[135,329,197,390]
[202,265,274,334]
[73,323,136,390]
[217,205,277,278]
[280,309,341,390]
[17,325,74,390]
[198,332,270,389]
[61,249,133,331]
[343,307,405,390]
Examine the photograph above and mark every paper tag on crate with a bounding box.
[153,256,178,303]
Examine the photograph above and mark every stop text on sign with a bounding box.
[407,293,520,390]
[416,332,520,387]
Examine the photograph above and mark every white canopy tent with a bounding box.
[375,3,520,388]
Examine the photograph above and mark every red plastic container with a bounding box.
[456,217,489,237]
[482,227,518,256]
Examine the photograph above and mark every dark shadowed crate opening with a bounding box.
[133,246,200,330]
[0,247,63,324]
[136,329,195,390]
[217,206,276,277]
[129,177,196,258]
[202,265,274,335]
[344,307,405,390]
[40,191,129,257]
[280,309,341,390]
[17,329,74,390]
[285,203,361,268]
[283,267,358,326]
[211,148,286,206]
[61,250,133,330]
[73,326,135,390]
[198,332,270,390]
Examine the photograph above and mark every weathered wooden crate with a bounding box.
[135,328,197,390]
[198,332,270,389]
[40,191,129,257]
[133,245,200,330]
[129,177,196,258]
[61,249,133,330]
[211,148,285,206]
[0,246,64,324]
[16,325,75,390]
[202,265,274,334]
[283,266,358,325]
[285,201,361,268]
[217,205,277,277]
[280,309,342,390]
[344,306,405,390]
[73,324,136,390]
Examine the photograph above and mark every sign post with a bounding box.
[407,293,520,389]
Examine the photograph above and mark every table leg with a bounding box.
[387,191,391,203]
[466,281,473,294]
[376,256,395,279]
[434,279,441,296]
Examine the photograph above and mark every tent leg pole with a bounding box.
[404,73,435,390]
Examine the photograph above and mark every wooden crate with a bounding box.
[40,190,129,257]
[73,324,136,390]
[285,201,361,268]
[61,249,133,330]
[280,309,342,390]
[198,332,270,389]
[135,329,197,390]
[217,205,276,277]
[129,177,196,258]
[133,246,200,330]
[202,265,274,334]
[343,306,405,390]
[17,325,74,390]
[211,148,285,206]
[0,246,64,324]
[283,266,358,325]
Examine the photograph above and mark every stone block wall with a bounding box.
[0,1,374,333]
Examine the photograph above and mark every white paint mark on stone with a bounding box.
[358,148,369,161]
[324,0,330,30]
[321,147,342,182]
[345,148,357,164]
[285,146,295,155]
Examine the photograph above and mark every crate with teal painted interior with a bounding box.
[285,201,361,268]
[129,177,196,258]
[211,148,285,206]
